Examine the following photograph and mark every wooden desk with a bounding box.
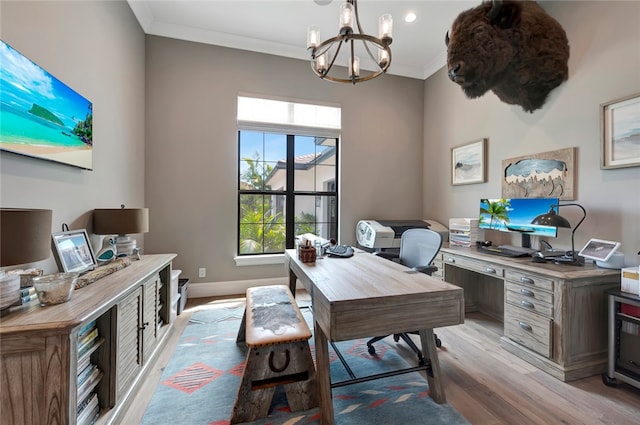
[439,244,620,381]
[284,249,464,425]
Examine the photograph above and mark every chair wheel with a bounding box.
[435,337,442,348]
[393,334,400,342]
[367,345,376,355]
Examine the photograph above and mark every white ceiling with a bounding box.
[127,0,479,80]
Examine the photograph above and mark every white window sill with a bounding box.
[234,254,285,267]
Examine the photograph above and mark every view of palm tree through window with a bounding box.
[238,130,338,255]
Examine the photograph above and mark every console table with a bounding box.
[439,245,620,381]
[0,254,176,425]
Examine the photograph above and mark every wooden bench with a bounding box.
[231,285,318,424]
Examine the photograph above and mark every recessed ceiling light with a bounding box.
[405,12,417,23]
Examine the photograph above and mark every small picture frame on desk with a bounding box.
[51,229,98,274]
[451,138,487,186]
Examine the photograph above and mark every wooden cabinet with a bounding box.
[0,254,176,425]
[440,245,620,381]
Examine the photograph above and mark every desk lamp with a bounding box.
[531,202,586,265]
[93,205,149,257]
[0,208,52,310]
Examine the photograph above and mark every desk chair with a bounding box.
[366,228,443,364]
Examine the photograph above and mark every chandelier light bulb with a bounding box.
[316,53,328,73]
[307,26,320,49]
[339,2,354,34]
[350,56,360,79]
[378,49,389,68]
[379,14,393,42]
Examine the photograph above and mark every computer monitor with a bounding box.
[479,198,559,248]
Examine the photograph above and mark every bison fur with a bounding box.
[446,0,570,113]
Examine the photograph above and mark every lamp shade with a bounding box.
[531,206,571,228]
[1,208,52,266]
[93,208,149,235]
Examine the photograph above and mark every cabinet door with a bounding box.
[142,275,160,361]
[116,287,142,400]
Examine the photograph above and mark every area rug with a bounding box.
[141,299,470,425]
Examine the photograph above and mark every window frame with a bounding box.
[237,126,339,257]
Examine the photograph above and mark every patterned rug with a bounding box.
[141,299,470,425]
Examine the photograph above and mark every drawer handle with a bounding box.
[520,277,535,285]
[520,289,535,297]
[485,267,496,274]
[518,321,533,332]
[520,300,535,309]
[446,257,456,263]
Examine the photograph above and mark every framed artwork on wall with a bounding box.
[501,147,576,200]
[451,138,487,186]
[601,93,640,169]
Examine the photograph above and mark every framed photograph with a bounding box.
[451,138,487,185]
[578,238,621,262]
[51,229,97,274]
[601,93,640,169]
[502,147,575,200]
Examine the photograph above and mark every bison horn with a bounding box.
[486,0,502,22]
[445,31,450,46]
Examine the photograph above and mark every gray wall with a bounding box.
[144,36,425,285]
[2,1,638,293]
[422,1,640,265]
[0,0,146,272]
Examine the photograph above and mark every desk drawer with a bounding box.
[504,303,552,358]
[442,254,504,278]
[506,270,554,292]
[505,283,553,318]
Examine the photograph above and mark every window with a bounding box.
[237,96,340,256]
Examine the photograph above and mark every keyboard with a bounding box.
[326,245,354,258]
[479,245,530,258]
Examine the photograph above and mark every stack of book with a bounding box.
[449,218,480,247]
[76,320,103,425]
[18,286,38,305]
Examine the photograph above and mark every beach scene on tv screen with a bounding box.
[0,40,93,170]
[479,198,558,238]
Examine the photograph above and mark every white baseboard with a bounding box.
[187,277,293,298]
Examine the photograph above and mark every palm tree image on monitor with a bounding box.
[479,198,511,230]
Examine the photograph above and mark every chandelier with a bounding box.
[307,0,393,84]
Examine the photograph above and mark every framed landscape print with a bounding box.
[601,93,640,169]
[451,138,487,185]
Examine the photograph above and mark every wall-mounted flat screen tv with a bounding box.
[0,40,93,170]
[479,197,559,238]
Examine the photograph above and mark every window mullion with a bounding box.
[285,134,296,249]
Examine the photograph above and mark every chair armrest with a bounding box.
[412,265,438,276]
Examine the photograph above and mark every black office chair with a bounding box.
[366,228,443,363]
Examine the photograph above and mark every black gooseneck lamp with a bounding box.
[531,202,587,265]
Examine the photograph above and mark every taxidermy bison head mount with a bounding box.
[445,0,570,113]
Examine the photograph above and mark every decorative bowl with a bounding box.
[32,272,79,306]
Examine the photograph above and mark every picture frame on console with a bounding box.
[51,229,97,274]
[451,138,487,186]
[601,92,640,169]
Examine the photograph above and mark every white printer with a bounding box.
[356,219,449,250]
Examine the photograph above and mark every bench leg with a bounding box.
[236,308,246,344]
[230,341,317,424]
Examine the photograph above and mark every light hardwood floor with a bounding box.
[125,293,640,425]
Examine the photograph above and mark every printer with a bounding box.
[356,219,449,250]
